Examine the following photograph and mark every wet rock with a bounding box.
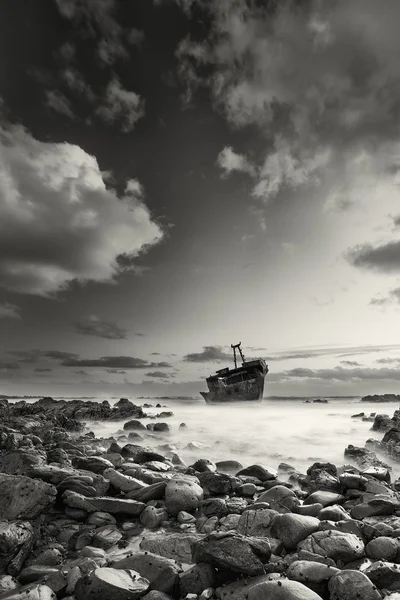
[165,476,203,515]
[179,563,216,596]
[92,525,123,549]
[0,473,57,519]
[120,445,167,463]
[75,567,150,600]
[351,495,399,519]
[197,472,239,495]
[19,566,60,585]
[192,532,271,576]
[298,530,365,564]
[237,483,257,497]
[257,485,300,513]
[140,534,203,563]
[0,521,34,576]
[364,561,400,590]
[73,456,114,474]
[201,498,228,519]
[366,537,400,561]
[318,504,350,521]
[29,548,63,567]
[126,481,167,503]
[271,514,320,551]
[87,511,117,527]
[192,459,217,473]
[237,509,278,537]
[124,420,147,431]
[362,466,391,482]
[104,468,148,493]
[112,552,180,595]
[142,593,173,600]
[140,506,168,528]
[62,490,145,516]
[295,503,323,517]
[236,464,277,482]
[328,569,381,600]
[153,423,170,432]
[303,491,345,507]
[216,460,243,473]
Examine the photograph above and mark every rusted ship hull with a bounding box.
[201,355,268,404]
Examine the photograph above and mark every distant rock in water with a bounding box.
[361,394,400,402]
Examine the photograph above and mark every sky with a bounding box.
[1,0,400,398]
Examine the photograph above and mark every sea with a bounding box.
[18,394,398,479]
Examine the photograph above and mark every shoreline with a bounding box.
[0,397,400,599]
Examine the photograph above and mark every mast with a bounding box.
[231,342,246,368]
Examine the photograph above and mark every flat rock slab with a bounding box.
[112,552,180,594]
[0,473,57,520]
[62,490,145,516]
[140,534,203,563]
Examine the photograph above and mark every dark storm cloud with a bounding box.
[34,368,52,373]
[394,215,400,227]
[74,316,127,340]
[61,356,172,369]
[53,0,144,66]
[184,346,233,362]
[0,362,19,370]
[145,371,175,378]
[340,360,361,367]
[347,241,400,273]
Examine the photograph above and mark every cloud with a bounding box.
[347,241,400,274]
[145,371,174,378]
[340,360,361,367]
[184,345,233,362]
[45,90,74,118]
[59,42,76,61]
[0,303,21,320]
[34,368,52,373]
[0,120,163,295]
[273,366,400,382]
[106,369,126,374]
[376,357,400,364]
[7,349,78,363]
[217,146,255,178]
[371,287,400,306]
[75,370,89,376]
[135,332,146,337]
[54,0,138,66]
[62,68,95,102]
[96,77,145,132]
[0,362,19,370]
[177,0,400,207]
[61,355,172,369]
[74,315,127,339]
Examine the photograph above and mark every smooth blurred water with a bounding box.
[84,396,400,478]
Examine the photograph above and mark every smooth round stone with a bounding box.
[271,514,320,550]
[247,579,323,600]
[328,569,381,600]
[366,536,400,561]
[237,483,257,497]
[304,491,345,507]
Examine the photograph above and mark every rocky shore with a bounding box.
[2,398,400,599]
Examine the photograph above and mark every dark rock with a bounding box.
[297,530,365,564]
[236,464,277,482]
[165,476,203,515]
[216,460,243,473]
[140,534,203,563]
[62,490,145,516]
[364,561,400,591]
[0,473,57,519]
[192,459,217,473]
[271,514,320,550]
[124,420,147,431]
[179,563,216,596]
[192,532,271,576]
[257,485,300,513]
[112,552,180,595]
[328,569,381,600]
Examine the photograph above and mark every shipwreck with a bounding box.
[200,342,268,404]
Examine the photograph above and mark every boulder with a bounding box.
[120,445,166,464]
[216,460,243,473]
[366,536,400,561]
[0,583,56,600]
[271,514,320,550]
[236,464,277,482]
[297,530,365,564]
[140,506,168,528]
[73,456,114,474]
[247,579,323,600]
[112,552,180,595]
[287,560,339,590]
[75,567,149,600]
[197,472,239,495]
[192,459,217,473]
[179,563,216,596]
[191,532,271,576]
[0,473,56,519]
[237,509,278,537]
[0,521,34,576]
[257,485,300,513]
[364,561,400,590]
[328,569,382,600]
[351,495,399,519]
[165,477,203,515]
[303,491,345,507]
[124,420,147,431]
[201,498,228,519]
